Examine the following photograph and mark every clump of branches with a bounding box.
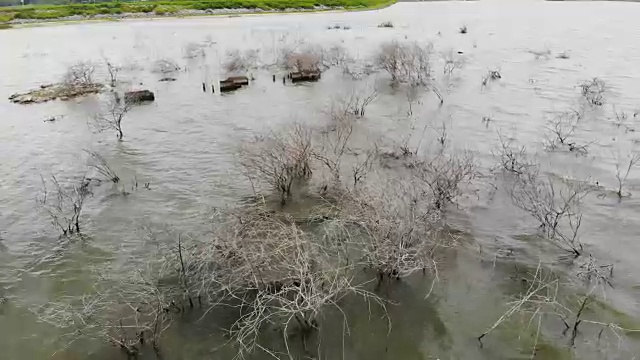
[104,58,120,88]
[341,58,377,80]
[610,105,636,132]
[443,50,464,75]
[579,78,606,106]
[34,263,174,359]
[36,175,93,236]
[63,61,96,87]
[478,263,574,351]
[281,47,322,72]
[493,131,535,175]
[223,49,260,74]
[177,207,382,358]
[481,69,501,88]
[612,152,640,199]
[240,123,314,204]
[375,40,433,86]
[334,83,378,118]
[378,21,394,28]
[529,49,551,60]
[182,42,206,59]
[151,58,181,74]
[412,150,476,210]
[543,110,590,154]
[85,150,120,184]
[508,167,589,257]
[89,96,132,141]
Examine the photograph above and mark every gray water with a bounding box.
[2,0,640,359]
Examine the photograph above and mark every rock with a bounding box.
[9,83,103,104]
[289,70,321,83]
[219,76,250,92]
[124,90,155,104]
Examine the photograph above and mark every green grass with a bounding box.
[0,0,395,23]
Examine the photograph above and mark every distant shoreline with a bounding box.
[0,0,396,28]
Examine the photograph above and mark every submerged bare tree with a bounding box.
[85,150,120,184]
[376,40,433,86]
[375,40,443,103]
[240,123,314,204]
[223,49,260,74]
[173,207,383,358]
[63,61,96,87]
[281,46,322,72]
[151,58,181,74]
[34,260,174,359]
[36,175,93,236]
[493,131,534,175]
[612,152,640,199]
[579,78,606,106]
[543,110,590,153]
[508,168,589,256]
[90,97,132,141]
[104,58,120,88]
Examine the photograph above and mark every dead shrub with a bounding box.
[240,123,314,204]
[63,61,96,86]
[508,167,589,256]
[375,40,433,86]
[36,175,93,236]
[89,96,132,141]
[579,78,606,106]
[223,49,260,74]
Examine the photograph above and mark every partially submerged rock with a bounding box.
[220,75,249,92]
[9,83,103,104]
[124,90,155,104]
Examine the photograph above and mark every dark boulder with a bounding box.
[219,76,249,92]
[289,70,321,83]
[124,90,155,104]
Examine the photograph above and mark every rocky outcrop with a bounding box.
[124,90,155,104]
[289,70,321,83]
[220,76,249,92]
[9,83,103,104]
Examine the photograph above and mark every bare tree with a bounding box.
[543,110,589,153]
[223,49,260,74]
[36,175,93,236]
[338,175,453,286]
[442,50,464,75]
[334,83,378,118]
[85,150,120,184]
[182,42,206,59]
[493,131,534,175]
[579,78,606,106]
[34,261,174,359]
[63,61,96,87]
[412,150,476,210]
[151,58,181,74]
[240,123,314,204]
[104,58,120,88]
[613,152,640,199]
[508,168,589,256]
[281,46,322,72]
[90,97,132,141]
[375,40,433,86]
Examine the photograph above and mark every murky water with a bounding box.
[2,0,640,359]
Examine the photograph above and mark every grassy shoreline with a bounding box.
[0,0,396,27]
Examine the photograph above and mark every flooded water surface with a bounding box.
[2,1,640,359]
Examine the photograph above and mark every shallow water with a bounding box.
[2,0,640,359]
